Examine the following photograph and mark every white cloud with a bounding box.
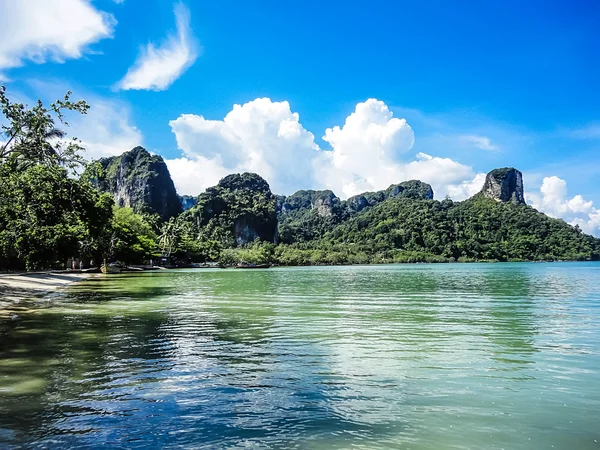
[165,157,229,196]
[74,99,143,159]
[117,3,198,91]
[459,134,499,151]
[0,0,114,71]
[404,153,476,199]
[526,176,599,236]
[571,211,600,237]
[168,98,319,195]
[446,172,487,201]
[316,99,415,197]
[167,98,481,200]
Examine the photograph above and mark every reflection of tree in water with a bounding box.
[0,286,173,443]
[0,272,288,447]
[0,266,551,448]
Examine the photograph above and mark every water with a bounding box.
[1,263,600,449]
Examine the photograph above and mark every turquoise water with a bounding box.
[1,263,600,449]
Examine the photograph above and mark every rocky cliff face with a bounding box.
[95,147,183,221]
[345,180,434,213]
[179,195,197,211]
[480,168,525,203]
[278,181,435,218]
[184,173,278,246]
[278,190,342,218]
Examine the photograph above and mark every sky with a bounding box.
[1,0,600,234]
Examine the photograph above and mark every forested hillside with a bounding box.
[159,170,600,265]
[1,86,599,270]
[91,146,182,221]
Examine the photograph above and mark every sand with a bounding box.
[0,272,90,303]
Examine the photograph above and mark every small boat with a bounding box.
[191,262,220,268]
[101,262,122,274]
[235,263,271,269]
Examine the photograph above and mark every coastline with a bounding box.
[0,272,92,304]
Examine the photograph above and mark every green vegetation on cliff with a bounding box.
[1,85,599,270]
[0,87,115,270]
[159,173,278,261]
[167,172,600,266]
[276,180,436,244]
[93,146,182,221]
[322,195,598,262]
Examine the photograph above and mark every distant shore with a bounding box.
[0,272,91,304]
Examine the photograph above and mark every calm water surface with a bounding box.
[1,263,600,449]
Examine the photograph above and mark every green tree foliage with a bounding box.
[107,207,157,263]
[90,147,182,221]
[316,195,600,263]
[177,173,277,249]
[0,164,113,270]
[0,86,114,270]
[169,173,600,266]
[3,84,599,270]
[0,85,89,171]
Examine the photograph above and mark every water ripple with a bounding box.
[1,263,600,449]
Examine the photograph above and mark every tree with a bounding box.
[108,207,157,264]
[0,85,89,171]
[0,85,114,270]
[0,163,114,270]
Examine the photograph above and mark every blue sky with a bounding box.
[1,0,600,233]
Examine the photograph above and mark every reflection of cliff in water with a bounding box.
[478,266,539,370]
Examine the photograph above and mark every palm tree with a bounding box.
[159,218,181,258]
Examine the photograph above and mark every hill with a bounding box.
[161,167,600,264]
[91,147,182,221]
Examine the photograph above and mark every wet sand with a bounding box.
[0,272,91,304]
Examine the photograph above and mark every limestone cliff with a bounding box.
[479,168,525,203]
[179,195,197,211]
[94,147,182,221]
[345,180,434,213]
[278,190,343,218]
[181,173,278,246]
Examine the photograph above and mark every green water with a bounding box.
[1,263,600,449]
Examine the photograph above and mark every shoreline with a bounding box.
[0,272,92,304]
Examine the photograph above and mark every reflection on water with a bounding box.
[1,263,600,449]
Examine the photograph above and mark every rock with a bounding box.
[179,195,197,211]
[278,190,342,218]
[187,173,278,245]
[345,191,385,214]
[480,168,525,203]
[94,147,183,220]
[345,180,434,213]
[392,180,434,200]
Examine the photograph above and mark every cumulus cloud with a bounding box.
[117,3,198,91]
[315,99,415,197]
[167,98,319,195]
[0,0,114,71]
[446,172,487,200]
[314,100,477,198]
[526,176,599,236]
[167,98,483,199]
[166,157,229,195]
[404,153,476,198]
[74,99,143,159]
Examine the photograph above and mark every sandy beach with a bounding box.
[0,272,90,303]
